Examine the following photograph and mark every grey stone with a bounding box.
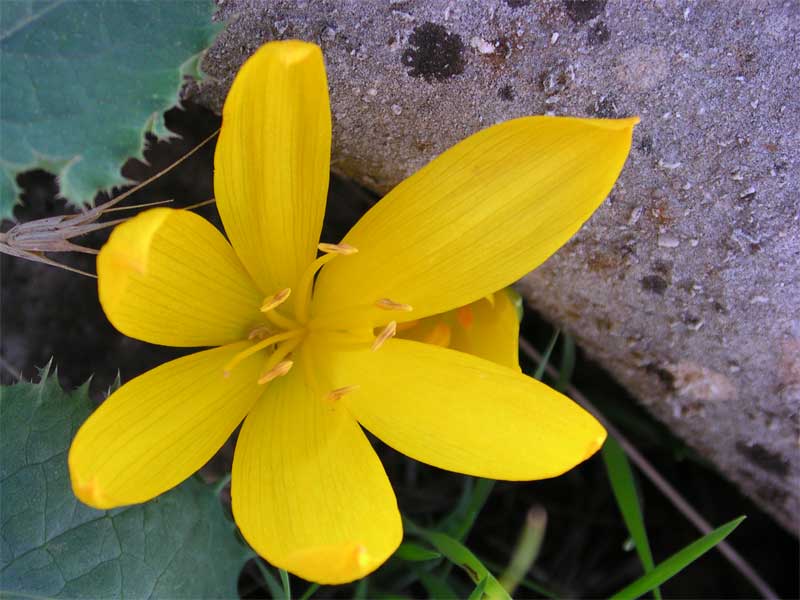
[188,0,800,531]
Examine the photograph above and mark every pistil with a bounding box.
[223,329,303,377]
[295,242,359,324]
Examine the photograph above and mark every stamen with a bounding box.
[371,321,397,352]
[395,319,421,333]
[223,330,302,377]
[257,360,293,384]
[318,242,358,255]
[375,298,413,312]
[260,288,291,312]
[295,243,359,324]
[327,384,361,401]
[264,308,301,331]
[247,326,273,340]
[424,323,451,347]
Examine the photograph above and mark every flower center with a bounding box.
[224,242,413,393]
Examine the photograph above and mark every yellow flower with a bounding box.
[68,40,636,584]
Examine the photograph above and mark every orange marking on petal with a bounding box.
[424,323,451,348]
[456,305,474,329]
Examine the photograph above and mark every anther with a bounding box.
[318,242,358,255]
[223,330,302,377]
[257,360,293,385]
[375,298,413,312]
[248,326,273,340]
[260,288,291,312]
[371,321,397,352]
[327,384,361,401]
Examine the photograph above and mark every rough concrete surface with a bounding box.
[188,0,800,531]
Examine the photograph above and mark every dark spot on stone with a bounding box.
[750,242,762,253]
[540,64,574,96]
[681,313,702,328]
[641,275,668,295]
[401,22,465,82]
[505,0,531,7]
[498,84,516,101]
[739,190,757,201]
[735,442,789,477]
[712,300,727,314]
[652,259,671,276]
[587,20,610,44]
[595,316,613,331]
[645,363,676,390]
[774,160,788,172]
[589,95,618,118]
[638,134,654,155]
[564,0,606,24]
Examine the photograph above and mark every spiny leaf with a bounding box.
[0,0,220,220]
[602,436,661,599]
[0,373,248,597]
[610,516,746,600]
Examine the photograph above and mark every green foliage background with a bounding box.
[0,368,249,597]
[0,0,220,220]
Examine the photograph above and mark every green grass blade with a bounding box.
[394,541,442,561]
[255,561,284,599]
[610,516,746,600]
[415,568,460,599]
[298,583,320,600]
[556,333,576,391]
[278,568,291,600]
[499,506,547,596]
[602,437,661,600]
[405,518,510,600]
[437,478,495,541]
[534,329,560,381]
[468,576,489,600]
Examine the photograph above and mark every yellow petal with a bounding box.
[324,339,606,480]
[398,288,521,370]
[69,342,263,509]
[97,207,263,347]
[215,40,331,298]
[232,354,401,584]
[312,116,637,327]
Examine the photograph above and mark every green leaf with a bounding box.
[601,437,661,599]
[0,0,220,220]
[610,516,746,600]
[556,333,575,391]
[404,519,510,600]
[415,568,459,599]
[467,576,489,600]
[394,542,442,562]
[533,329,560,381]
[440,477,495,542]
[0,369,249,598]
